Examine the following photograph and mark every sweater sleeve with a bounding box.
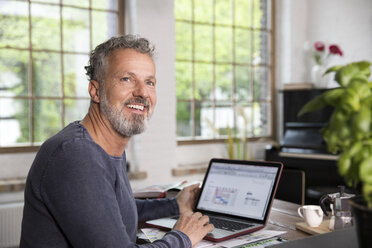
[146,230,192,248]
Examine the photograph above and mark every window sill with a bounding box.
[128,171,148,180]
[0,171,147,194]
[172,166,208,176]
[0,146,40,154]
[0,178,26,193]
[177,136,273,146]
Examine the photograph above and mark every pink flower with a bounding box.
[329,44,343,56]
[312,41,343,66]
[314,41,325,52]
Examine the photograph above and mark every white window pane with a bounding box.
[0,0,29,48]
[63,7,90,53]
[0,98,30,146]
[32,52,62,97]
[64,99,90,125]
[63,54,90,98]
[92,10,118,49]
[63,0,89,8]
[197,101,215,138]
[0,50,30,97]
[31,3,61,51]
[33,99,62,142]
[92,0,118,11]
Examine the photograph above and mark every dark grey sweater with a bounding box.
[20,121,191,247]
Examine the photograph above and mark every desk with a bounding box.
[138,199,311,245]
[267,199,310,241]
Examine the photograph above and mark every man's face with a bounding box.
[99,48,157,137]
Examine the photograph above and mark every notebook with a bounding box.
[146,158,283,242]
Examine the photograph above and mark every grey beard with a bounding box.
[100,94,149,137]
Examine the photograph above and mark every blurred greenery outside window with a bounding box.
[0,0,123,149]
[175,0,273,142]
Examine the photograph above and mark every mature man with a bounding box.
[20,35,213,247]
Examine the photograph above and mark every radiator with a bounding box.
[0,202,23,248]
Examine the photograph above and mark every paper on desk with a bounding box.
[235,237,285,248]
[195,240,218,248]
[141,228,217,247]
[141,228,166,242]
[216,230,287,248]
[140,228,286,248]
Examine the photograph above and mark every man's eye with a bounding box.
[121,77,131,82]
[147,81,155,86]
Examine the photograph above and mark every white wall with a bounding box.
[1,0,372,190]
[128,0,180,189]
[275,0,372,140]
[277,0,372,86]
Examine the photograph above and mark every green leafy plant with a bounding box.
[298,61,372,208]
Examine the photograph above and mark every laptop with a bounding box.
[146,158,283,242]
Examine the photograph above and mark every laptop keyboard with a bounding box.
[172,216,253,232]
[208,216,253,231]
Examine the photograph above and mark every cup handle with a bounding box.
[298,206,304,218]
[316,208,322,217]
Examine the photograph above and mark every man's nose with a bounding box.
[132,81,149,98]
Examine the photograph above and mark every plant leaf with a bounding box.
[341,89,360,112]
[360,156,372,184]
[352,61,372,78]
[362,183,372,208]
[324,65,343,74]
[338,152,352,176]
[226,126,234,159]
[352,105,371,133]
[297,94,327,116]
[349,141,363,157]
[335,64,360,87]
[348,77,371,100]
[323,88,344,106]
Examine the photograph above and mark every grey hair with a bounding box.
[85,34,155,85]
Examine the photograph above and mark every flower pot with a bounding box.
[311,64,332,88]
[349,196,372,248]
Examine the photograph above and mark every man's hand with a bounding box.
[176,183,200,215]
[173,211,214,247]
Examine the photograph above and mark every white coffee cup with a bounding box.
[298,205,324,227]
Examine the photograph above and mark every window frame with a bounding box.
[175,0,276,145]
[0,0,125,153]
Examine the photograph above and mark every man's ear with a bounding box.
[88,80,100,103]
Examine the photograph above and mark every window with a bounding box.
[175,0,274,141]
[0,0,123,149]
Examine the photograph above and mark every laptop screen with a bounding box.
[196,160,279,221]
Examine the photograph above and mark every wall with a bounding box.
[275,0,372,140]
[277,0,372,86]
[128,0,181,189]
[1,0,372,190]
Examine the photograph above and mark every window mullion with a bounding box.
[28,1,34,145]
[60,0,65,127]
[249,0,255,137]
[89,0,93,51]
[212,0,216,139]
[191,0,196,137]
[232,0,237,135]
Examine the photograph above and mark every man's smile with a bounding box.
[124,98,151,115]
[126,104,145,111]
